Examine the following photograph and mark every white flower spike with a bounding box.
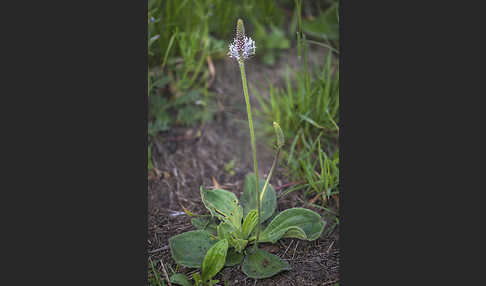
[228,19,256,62]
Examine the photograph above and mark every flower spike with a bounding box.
[228,19,256,62]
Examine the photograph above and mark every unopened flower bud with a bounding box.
[273,122,285,148]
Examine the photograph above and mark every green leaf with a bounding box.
[242,249,290,279]
[241,210,258,239]
[267,26,290,50]
[280,227,308,240]
[191,217,210,230]
[217,223,248,253]
[152,75,171,89]
[192,217,218,235]
[224,248,244,266]
[259,208,326,243]
[240,173,277,223]
[169,230,217,268]
[202,239,228,282]
[206,223,218,236]
[228,236,248,253]
[192,273,202,286]
[298,113,327,130]
[201,186,243,229]
[148,117,170,136]
[302,3,339,40]
[170,273,193,286]
[216,222,236,240]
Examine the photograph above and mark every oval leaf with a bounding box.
[259,208,326,243]
[201,186,243,229]
[242,249,290,279]
[240,173,276,222]
[202,239,228,282]
[191,217,210,229]
[224,248,244,266]
[169,230,217,268]
[217,222,235,240]
[170,273,193,286]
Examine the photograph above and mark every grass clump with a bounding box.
[147,0,297,171]
[254,0,340,211]
[147,0,312,137]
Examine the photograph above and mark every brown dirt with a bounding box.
[148,46,339,286]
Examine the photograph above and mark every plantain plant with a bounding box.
[168,20,326,285]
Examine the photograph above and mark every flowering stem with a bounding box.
[260,148,280,203]
[238,60,261,251]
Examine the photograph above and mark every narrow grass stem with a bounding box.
[238,60,261,251]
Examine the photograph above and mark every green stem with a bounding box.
[239,60,260,251]
[260,148,280,202]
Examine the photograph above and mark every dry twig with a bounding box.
[323,279,340,285]
[292,241,300,260]
[160,259,172,286]
[148,245,169,254]
[282,240,294,257]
